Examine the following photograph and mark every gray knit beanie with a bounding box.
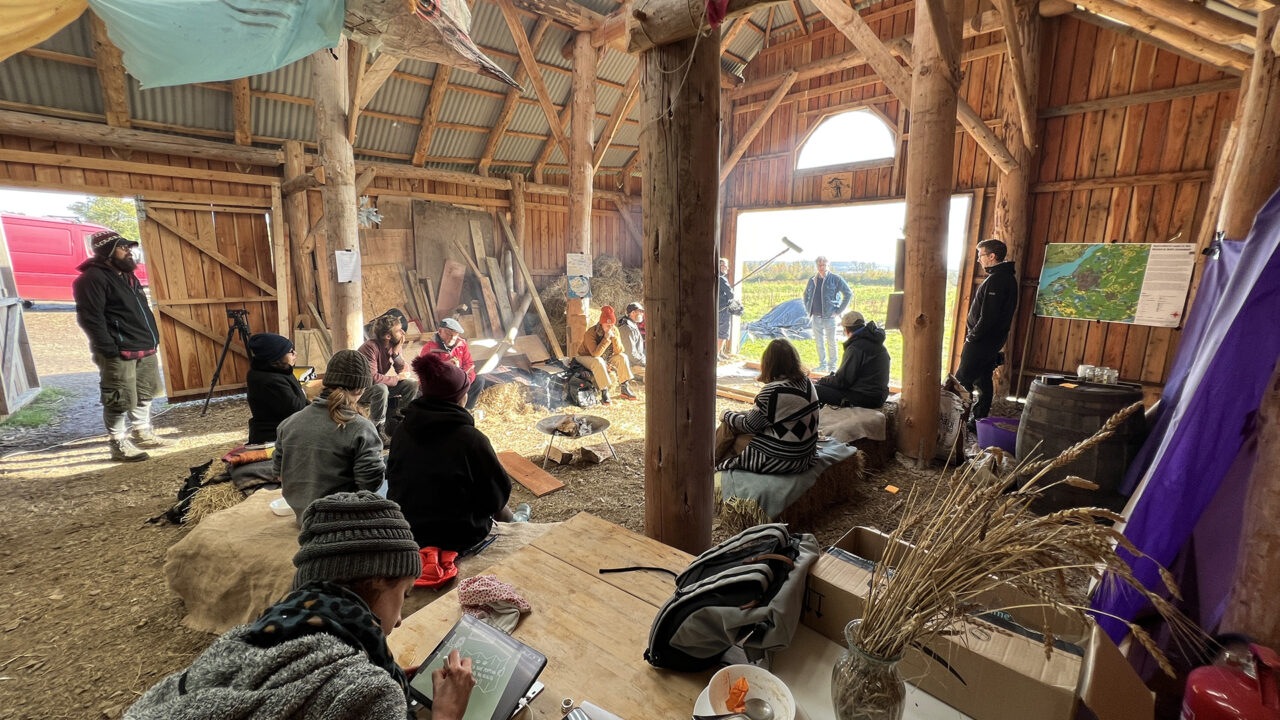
[292,491,422,589]
[323,349,373,390]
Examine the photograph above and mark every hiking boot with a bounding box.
[600,389,612,406]
[618,382,637,400]
[109,437,149,463]
[131,427,175,449]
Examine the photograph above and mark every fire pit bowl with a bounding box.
[534,414,617,468]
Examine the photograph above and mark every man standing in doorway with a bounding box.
[803,256,853,373]
[357,313,419,440]
[73,229,172,462]
[955,238,1018,422]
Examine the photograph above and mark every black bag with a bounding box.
[147,460,216,525]
[644,524,819,671]
[563,359,599,408]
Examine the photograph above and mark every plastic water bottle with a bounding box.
[512,503,531,523]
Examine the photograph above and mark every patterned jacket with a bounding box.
[718,377,820,474]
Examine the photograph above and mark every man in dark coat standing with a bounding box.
[73,229,173,462]
[955,238,1019,421]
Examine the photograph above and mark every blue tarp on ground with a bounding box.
[743,298,813,340]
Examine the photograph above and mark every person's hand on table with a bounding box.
[431,649,476,720]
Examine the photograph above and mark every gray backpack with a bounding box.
[643,524,819,671]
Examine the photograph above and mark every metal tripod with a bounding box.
[201,309,254,416]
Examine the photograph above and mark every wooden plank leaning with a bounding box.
[498,214,565,359]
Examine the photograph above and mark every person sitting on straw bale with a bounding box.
[716,339,820,474]
[274,350,385,522]
[246,333,307,445]
[387,353,515,553]
[617,302,646,375]
[420,317,494,410]
[124,491,477,720]
[358,314,419,441]
[815,311,890,409]
[575,305,636,404]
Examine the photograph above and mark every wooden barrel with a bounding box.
[1016,379,1147,513]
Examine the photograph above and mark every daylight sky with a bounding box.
[0,188,91,218]
[735,195,973,271]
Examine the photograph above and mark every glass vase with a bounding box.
[831,619,906,720]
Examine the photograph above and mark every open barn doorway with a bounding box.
[733,195,972,386]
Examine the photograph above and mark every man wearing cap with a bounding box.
[357,314,419,440]
[815,310,890,409]
[617,302,646,373]
[803,256,854,374]
[420,317,495,410]
[73,229,172,462]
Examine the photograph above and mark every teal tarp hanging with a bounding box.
[86,0,344,89]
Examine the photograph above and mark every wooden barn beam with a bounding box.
[310,43,364,350]
[1123,0,1257,47]
[627,0,788,53]
[356,54,402,111]
[283,141,322,325]
[1040,77,1240,118]
[498,0,571,158]
[992,0,1035,150]
[590,5,631,51]
[534,105,572,183]
[411,66,452,166]
[791,1,810,35]
[809,0,1018,173]
[479,18,554,176]
[720,70,798,183]
[232,78,253,146]
[899,0,963,463]
[594,66,642,170]
[346,42,370,144]
[1220,7,1280,239]
[641,32,720,554]
[1071,0,1251,71]
[567,32,598,351]
[509,0,604,31]
[89,13,132,129]
[722,15,754,50]
[0,109,282,165]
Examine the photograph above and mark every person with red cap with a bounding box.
[386,353,515,553]
[575,305,636,404]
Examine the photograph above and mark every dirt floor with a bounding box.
[0,310,946,718]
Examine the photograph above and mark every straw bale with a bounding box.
[537,253,642,348]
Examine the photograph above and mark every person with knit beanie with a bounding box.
[274,349,386,521]
[387,353,515,552]
[575,305,636,404]
[245,333,307,444]
[124,491,478,720]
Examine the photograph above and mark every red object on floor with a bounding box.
[415,547,459,588]
[1182,644,1280,720]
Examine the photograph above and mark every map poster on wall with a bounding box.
[1034,243,1196,327]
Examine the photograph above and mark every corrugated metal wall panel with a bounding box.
[0,56,103,115]
[131,84,231,132]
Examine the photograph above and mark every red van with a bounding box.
[1,213,149,302]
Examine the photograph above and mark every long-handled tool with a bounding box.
[731,236,804,288]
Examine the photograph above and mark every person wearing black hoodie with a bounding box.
[245,333,308,444]
[955,238,1018,420]
[73,229,171,462]
[815,311,891,409]
[386,353,514,553]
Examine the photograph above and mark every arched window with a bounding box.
[795,110,896,171]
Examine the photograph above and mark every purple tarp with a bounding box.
[1093,188,1280,641]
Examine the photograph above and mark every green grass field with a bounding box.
[1,387,73,428]
[736,279,958,384]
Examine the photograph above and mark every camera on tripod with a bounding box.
[202,309,256,415]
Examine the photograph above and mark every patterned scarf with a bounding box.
[246,580,408,697]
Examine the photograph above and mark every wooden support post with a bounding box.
[310,44,364,350]
[567,32,597,354]
[346,42,370,143]
[720,70,798,184]
[89,12,131,129]
[1220,8,1280,240]
[627,0,778,53]
[991,0,1040,400]
[898,0,964,463]
[284,141,319,330]
[641,33,720,554]
[509,173,529,299]
[232,78,253,146]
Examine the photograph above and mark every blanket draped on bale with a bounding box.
[166,489,556,634]
[715,439,864,534]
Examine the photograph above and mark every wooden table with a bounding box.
[389,512,709,719]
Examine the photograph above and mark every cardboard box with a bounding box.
[802,527,1153,720]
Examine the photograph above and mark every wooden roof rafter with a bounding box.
[478,16,554,176]
[498,0,572,158]
[1071,0,1252,70]
[411,66,453,166]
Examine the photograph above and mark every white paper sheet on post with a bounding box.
[566,253,592,278]
[335,250,361,283]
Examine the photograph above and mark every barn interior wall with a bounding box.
[723,9,1241,394]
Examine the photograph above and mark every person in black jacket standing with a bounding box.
[815,311,891,409]
[73,229,171,462]
[245,333,308,444]
[955,239,1018,421]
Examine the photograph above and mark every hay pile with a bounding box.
[538,253,643,348]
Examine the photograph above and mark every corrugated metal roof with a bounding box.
[366,75,431,117]
[493,134,543,163]
[0,55,102,116]
[255,61,312,98]
[429,127,487,159]
[597,51,638,87]
[508,102,552,135]
[254,96,314,142]
[355,115,420,156]
[37,13,94,56]
[132,84,231,132]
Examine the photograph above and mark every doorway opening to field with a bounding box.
[733,196,972,385]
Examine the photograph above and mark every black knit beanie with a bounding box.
[248,333,293,364]
[323,349,373,390]
[292,491,422,589]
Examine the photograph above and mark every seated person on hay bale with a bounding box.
[419,317,493,410]
[387,353,516,553]
[815,311,890,410]
[275,350,386,522]
[576,305,637,404]
[716,339,820,474]
[125,491,478,720]
[617,301,646,375]
[358,314,420,440]
[245,333,308,445]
